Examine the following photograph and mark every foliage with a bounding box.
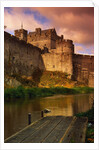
[75,106,94,143]
[75,106,94,121]
[5,86,94,102]
[4,86,26,101]
[86,126,94,143]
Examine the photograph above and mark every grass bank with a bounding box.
[5,86,94,102]
[76,106,94,143]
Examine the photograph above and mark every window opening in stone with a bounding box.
[53,65,55,68]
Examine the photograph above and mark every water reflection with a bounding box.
[4,93,93,139]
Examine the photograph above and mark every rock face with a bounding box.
[4,77,21,88]
[4,27,94,87]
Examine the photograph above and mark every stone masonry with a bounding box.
[4,27,94,87]
[4,32,45,77]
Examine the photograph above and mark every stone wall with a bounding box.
[73,54,94,87]
[14,29,27,42]
[27,28,62,50]
[42,40,74,78]
[4,32,45,77]
[5,28,94,87]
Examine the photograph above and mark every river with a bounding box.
[4,93,93,139]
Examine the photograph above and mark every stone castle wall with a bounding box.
[42,40,74,77]
[27,28,63,50]
[5,27,94,87]
[4,32,45,77]
[14,29,27,42]
[73,54,94,87]
[4,31,74,79]
[27,28,52,50]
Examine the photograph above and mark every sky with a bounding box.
[4,7,94,55]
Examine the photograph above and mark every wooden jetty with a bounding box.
[5,116,88,143]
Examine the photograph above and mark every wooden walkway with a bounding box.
[5,116,88,143]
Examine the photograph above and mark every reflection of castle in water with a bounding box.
[72,94,93,115]
[38,94,93,116]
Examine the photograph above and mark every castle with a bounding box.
[4,27,94,87]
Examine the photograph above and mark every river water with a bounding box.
[4,93,93,139]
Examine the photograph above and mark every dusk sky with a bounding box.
[4,7,94,55]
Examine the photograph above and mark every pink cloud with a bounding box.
[33,7,94,46]
[4,7,94,54]
[4,8,48,33]
[75,45,85,53]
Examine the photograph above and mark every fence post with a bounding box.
[41,110,44,118]
[28,113,31,125]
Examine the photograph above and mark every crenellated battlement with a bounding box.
[56,39,74,54]
[5,31,41,52]
[14,29,27,42]
[4,27,94,87]
[56,39,73,47]
[14,28,66,50]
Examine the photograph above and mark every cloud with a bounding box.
[4,7,94,54]
[75,44,94,55]
[33,7,94,46]
[4,7,49,33]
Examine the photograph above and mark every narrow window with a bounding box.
[12,56,15,60]
[53,65,55,68]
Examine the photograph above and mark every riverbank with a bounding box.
[4,86,94,102]
[76,106,94,143]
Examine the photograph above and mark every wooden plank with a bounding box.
[21,116,64,143]
[5,116,54,143]
[42,116,76,143]
[5,116,88,143]
[61,117,88,143]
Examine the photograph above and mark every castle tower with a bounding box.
[55,39,74,78]
[14,24,27,42]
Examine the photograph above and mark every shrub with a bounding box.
[4,86,94,102]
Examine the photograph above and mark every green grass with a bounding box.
[4,86,94,102]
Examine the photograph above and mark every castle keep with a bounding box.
[4,27,94,87]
